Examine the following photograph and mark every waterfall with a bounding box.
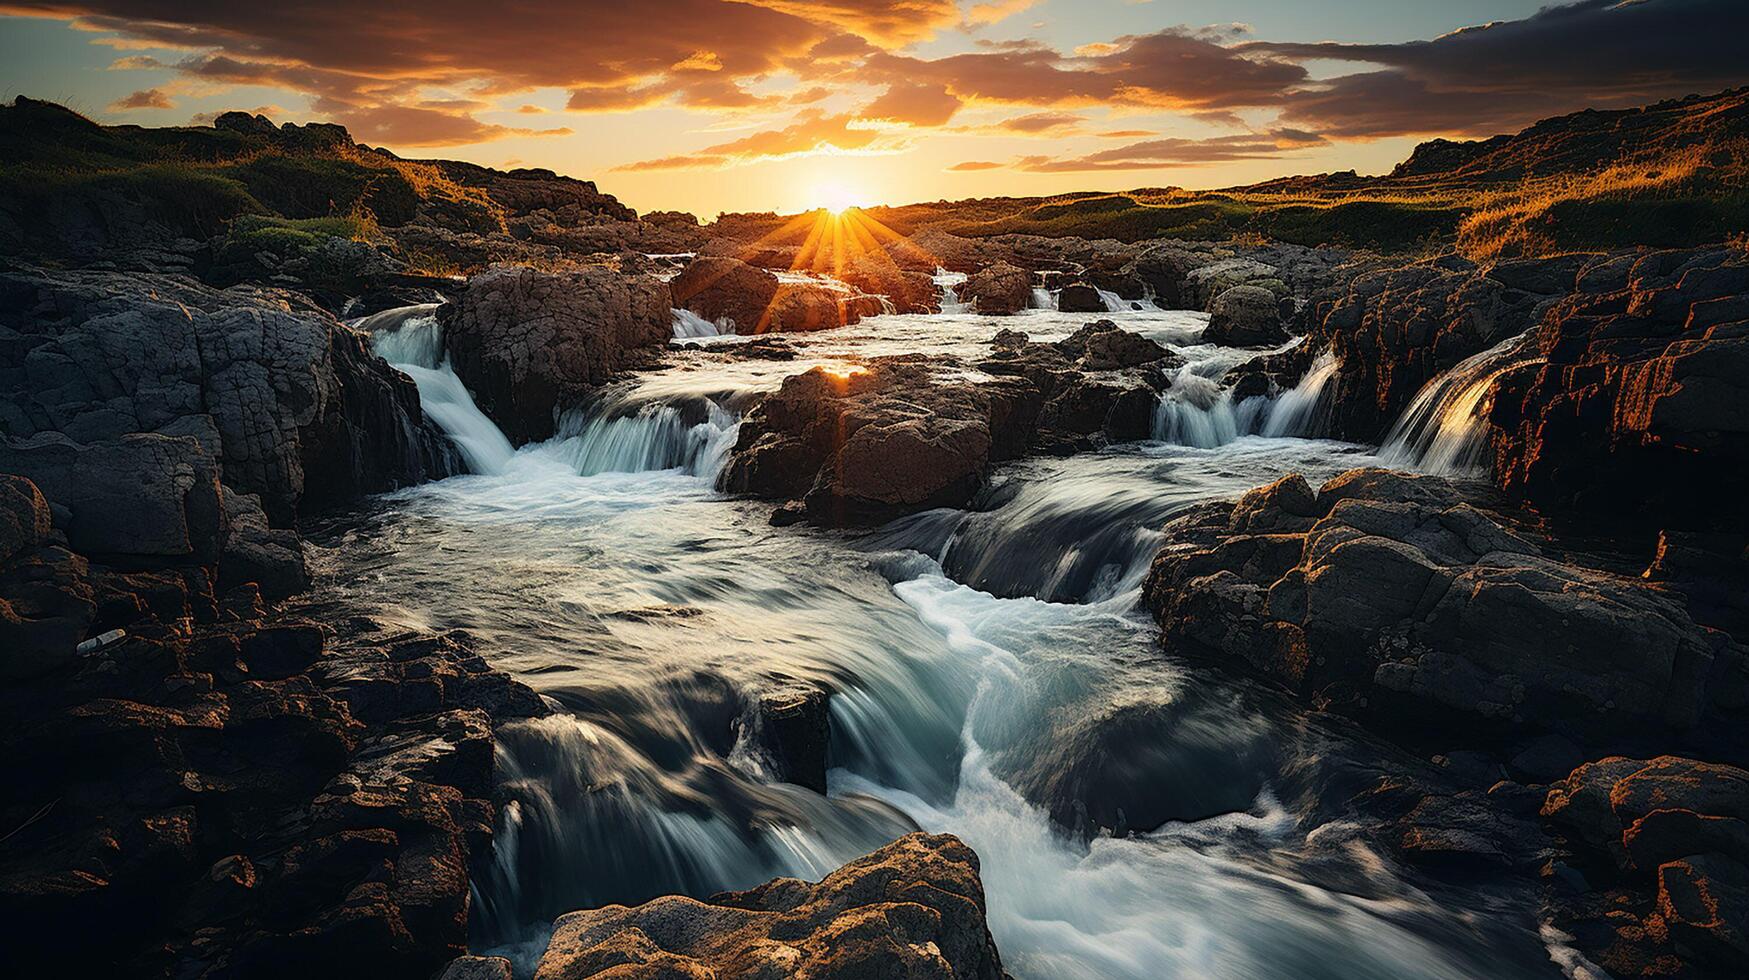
[366,306,516,475]
[550,400,740,481]
[935,267,972,314]
[1259,351,1340,438]
[1030,287,1057,311]
[1097,287,1128,313]
[1378,330,1542,476]
[672,308,730,340]
[1152,351,1339,447]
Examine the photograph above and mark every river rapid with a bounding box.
[299,298,1574,979]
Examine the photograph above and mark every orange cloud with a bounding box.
[108,87,171,110]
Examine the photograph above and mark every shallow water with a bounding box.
[300,303,1571,978]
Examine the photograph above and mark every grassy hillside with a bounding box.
[854,88,1749,259]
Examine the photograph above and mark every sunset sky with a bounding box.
[2,1,1744,217]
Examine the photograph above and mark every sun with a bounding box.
[809,180,860,216]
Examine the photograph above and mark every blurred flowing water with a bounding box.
[303,301,1571,978]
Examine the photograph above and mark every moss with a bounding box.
[224,155,420,226]
[1247,200,1467,250]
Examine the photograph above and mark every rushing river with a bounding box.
[301,300,1574,978]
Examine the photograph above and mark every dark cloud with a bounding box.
[1245,0,1749,136]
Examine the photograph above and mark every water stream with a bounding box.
[306,298,1570,978]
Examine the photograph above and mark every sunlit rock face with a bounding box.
[534,833,1006,980]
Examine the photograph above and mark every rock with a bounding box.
[220,487,310,600]
[1054,320,1171,370]
[841,254,938,314]
[1143,468,1736,739]
[534,833,1005,980]
[0,432,224,562]
[438,955,515,980]
[961,262,1031,315]
[1205,285,1288,346]
[1489,248,1749,534]
[439,264,672,444]
[762,283,855,333]
[1057,282,1106,313]
[723,361,1042,525]
[669,256,779,333]
[0,474,52,562]
[739,685,829,792]
[1658,854,1749,965]
[0,266,457,522]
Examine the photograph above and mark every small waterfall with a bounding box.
[1030,287,1057,311]
[1152,351,1339,447]
[672,308,731,340]
[550,400,740,481]
[1097,287,1128,313]
[366,306,516,475]
[1379,331,1541,476]
[935,267,972,314]
[1259,351,1340,438]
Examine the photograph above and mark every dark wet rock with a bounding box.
[1205,284,1288,347]
[960,261,1031,315]
[1143,468,1743,741]
[220,487,310,600]
[535,832,1005,980]
[0,265,457,522]
[1488,248,1749,534]
[669,256,779,333]
[1057,282,1106,313]
[739,685,830,793]
[1541,756,1749,974]
[439,264,672,444]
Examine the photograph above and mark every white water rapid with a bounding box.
[309,298,1563,980]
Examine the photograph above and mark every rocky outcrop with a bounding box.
[534,833,1005,980]
[960,261,1031,315]
[1204,284,1288,347]
[0,266,458,521]
[438,264,672,444]
[1541,756,1749,976]
[1056,282,1106,313]
[1488,247,1749,534]
[841,254,939,314]
[0,472,548,977]
[669,256,779,333]
[724,324,1173,525]
[1142,468,1744,742]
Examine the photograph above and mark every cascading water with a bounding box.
[935,266,973,313]
[1378,330,1542,476]
[548,399,740,480]
[302,299,1562,980]
[365,305,516,475]
[1152,350,1340,447]
[1030,286,1057,310]
[671,307,730,340]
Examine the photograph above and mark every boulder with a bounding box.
[841,254,938,314]
[534,833,1005,980]
[1204,285,1288,346]
[1143,468,1739,739]
[0,474,51,563]
[439,264,672,444]
[669,256,779,333]
[960,262,1031,315]
[1056,282,1107,313]
[0,266,457,522]
[1054,320,1171,370]
[724,361,1044,525]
